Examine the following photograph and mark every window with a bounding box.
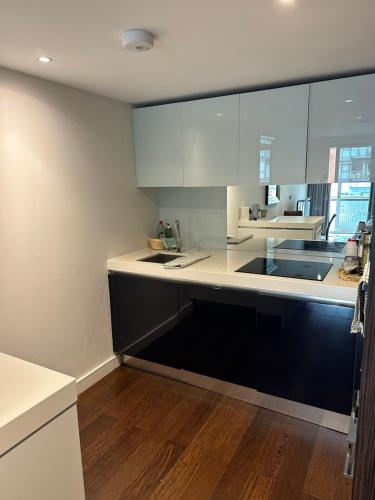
[259,135,274,183]
[329,182,371,235]
[338,146,372,182]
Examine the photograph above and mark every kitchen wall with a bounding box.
[158,187,227,248]
[0,68,158,380]
[227,184,307,236]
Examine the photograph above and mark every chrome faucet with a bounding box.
[174,219,182,252]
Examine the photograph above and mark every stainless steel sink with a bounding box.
[138,254,180,264]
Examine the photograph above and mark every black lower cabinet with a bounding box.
[254,296,356,414]
[108,273,357,415]
[178,284,258,386]
[108,273,182,368]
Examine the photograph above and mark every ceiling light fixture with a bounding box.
[37,56,52,63]
[344,99,353,103]
[356,116,363,119]
[121,29,155,52]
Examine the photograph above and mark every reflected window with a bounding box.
[259,135,274,184]
[329,182,371,235]
[338,146,372,182]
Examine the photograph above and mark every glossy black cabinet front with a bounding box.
[108,273,182,368]
[109,272,357,415]
[255,295,356,414]
[178,284,258,386]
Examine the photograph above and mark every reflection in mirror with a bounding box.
[227,183,374,250]
[259,135,274,183]
[328,145,372,183]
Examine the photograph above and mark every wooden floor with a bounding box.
[78,366,352,500]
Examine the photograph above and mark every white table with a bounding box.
[238,216,325,240]
[0,353,85,500]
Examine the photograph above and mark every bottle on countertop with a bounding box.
[156,220,166,238]
[164,223,175,250]
[345,239,358,258]
[251,204,260,220]
[343,238,360,273]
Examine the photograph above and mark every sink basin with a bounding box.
[138,253,180,264]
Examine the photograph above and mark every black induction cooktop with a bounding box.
[274,239,346,253]
[236,257,333,281]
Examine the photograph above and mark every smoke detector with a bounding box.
[121,29,155,52]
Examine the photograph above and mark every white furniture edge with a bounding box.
[0,353,77,457]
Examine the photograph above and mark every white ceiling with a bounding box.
[1,0,375,105]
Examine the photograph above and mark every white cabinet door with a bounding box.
[239,85,309,186]
[182,95,239,186]
[306,74,375,184]
[133,103,183,187]
[0,406,85,500]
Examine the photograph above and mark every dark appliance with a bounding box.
[235,257,333,281]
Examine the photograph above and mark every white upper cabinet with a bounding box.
[133,103,183,187]
[182,95,239,186]
[306,74,375,184]
[239,85,309,186]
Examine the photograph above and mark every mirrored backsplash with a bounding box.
[159,187,227,249]
[227,182,373,249]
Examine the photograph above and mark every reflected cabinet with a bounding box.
[239,85,309,185]
[306,74,375,184]
[182,95,239,186]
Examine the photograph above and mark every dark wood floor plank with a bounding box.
[84,425,149,498]
[78,366,351,500]
[78,366,137,430]
[119,439,183,500]
[303,427,352,499]
[79,372,165,471]
[179,395,257,465]
[132,380,188,433]
[261,417,319,500]
[146,384,221,447]
[102,368,161,419]
[79,413,117,451]
[239,473,274,500]
[150,454,227,499]
[211,408,318,499]
[89,435,183,500]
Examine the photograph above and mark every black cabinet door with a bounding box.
[178,284,258,386]
[108,273,182,368]
[109,273,357,415]
[255,294,356,415]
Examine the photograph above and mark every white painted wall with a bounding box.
[227,184,307,236]
[158,188,227,249]
[0,68,158,379]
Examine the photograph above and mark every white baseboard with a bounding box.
[124,355,350,434]
[76,355,121,394]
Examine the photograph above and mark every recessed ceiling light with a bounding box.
[280,0,295,4]
[216,113,223,117]
[344,99,353,103]
[37,56,52,63]
[356,116,363,119]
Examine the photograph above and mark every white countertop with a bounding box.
[0,353,77,456]
[238,216,325,229]
[107,245,356,305]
